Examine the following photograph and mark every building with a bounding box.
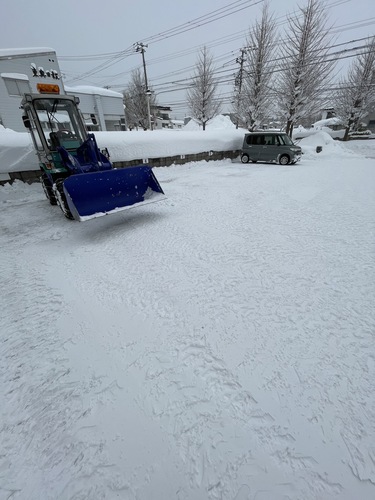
[0,48,126,133]
[153,105,173,129]
[64,85,126,132]
[170,119,184,129]
[151,106,184,130]
[0,47,63,132]
[318,107,375,135]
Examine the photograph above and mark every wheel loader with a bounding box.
[21,83,165,221]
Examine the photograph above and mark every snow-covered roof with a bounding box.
[0,48,55,58]
[313,117,344,127]
[65,85,123,99]
[1,73,29,81]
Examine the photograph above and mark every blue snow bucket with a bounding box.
[63,165,166,221]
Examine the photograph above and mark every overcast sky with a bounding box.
[1,0,374,118]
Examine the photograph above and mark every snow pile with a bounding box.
[292,125,312,140]
[0,122,245,173]
[298,131,352,159]
[2,120,373,176]
[183,118,200,130]
[183,114,236,131]
[0,125,38,173]
[94,128,244,162]
[293,119,346,140]
[312,118,346,140]
[205,114,236,130]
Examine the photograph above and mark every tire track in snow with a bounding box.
[139,333,279,497]
[0,196,131,499]
[58,245,333,497]
[16,161,374,498]
[59,188,295,496]
[56,199,308,498]
[0,255,78,497]
[107,164,372,496]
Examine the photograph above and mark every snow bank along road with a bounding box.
[1,148,375,499]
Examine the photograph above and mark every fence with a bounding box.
[1,149,241,185]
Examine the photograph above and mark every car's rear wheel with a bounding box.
[279,154,290,165]
[241,154,249,164]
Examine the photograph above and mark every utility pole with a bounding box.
[235,48,247,129]
[135,42,152,130]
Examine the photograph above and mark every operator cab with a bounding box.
[34,97,86,150]
[21,84,87,155]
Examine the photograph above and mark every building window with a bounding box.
[3,78,31,97]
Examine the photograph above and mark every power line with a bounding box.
[108,36,373,97]
[135,0,265,45]
[95,14,374,89]
[62,0,374,104]
[63,0,264,84]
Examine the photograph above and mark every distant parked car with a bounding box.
[241,132,302,165]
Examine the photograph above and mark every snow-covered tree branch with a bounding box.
[240,2,277,130]
[123,69,157,130]
[187,46,221,130]
[277,0,335,136]
[335,36,375,140]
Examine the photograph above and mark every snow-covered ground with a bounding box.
[1,134,375,499]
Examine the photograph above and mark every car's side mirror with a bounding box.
[22,116,31,129]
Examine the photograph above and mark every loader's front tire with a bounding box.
[53,180,74,220]
[41,173,57,205]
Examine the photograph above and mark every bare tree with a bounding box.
[187,46,221,130]
[278,0,335,136]
[335,36,375,140]
[123,69,156,130]
[240,2,277,130]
